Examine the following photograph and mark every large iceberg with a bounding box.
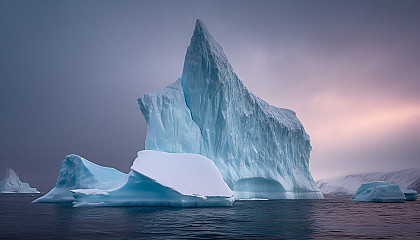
[138,19,322,199]
[71,150,234,207]
[33,154,127,203]
[352,182,406,202]
[0,169,39,194]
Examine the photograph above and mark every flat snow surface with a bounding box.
[131,150,233,197]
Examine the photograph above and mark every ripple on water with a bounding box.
[0,195,419,239]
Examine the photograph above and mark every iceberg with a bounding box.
[317,168,420,195]
[33,154,127,203]
[352,181,406,202]
[138,19,322,199]
[403,189,417,201]
[71,150,234,207]
[0,169,39,194]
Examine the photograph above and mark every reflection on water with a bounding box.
[0,195,419,239]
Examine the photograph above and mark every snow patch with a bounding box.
[131,150,233,198]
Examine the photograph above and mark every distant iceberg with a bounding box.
[72,150,234,207]
[352,182,406,202]
[0,169,39,194]
[403,189,417,201]
[317,168,420,195]
[138,19,322,200]
[33,154,127,203]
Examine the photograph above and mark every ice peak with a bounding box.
[6,169,19,181]
[3,168,21,187]
[182,20,230,78]
[195,19,204,27]
[192,19,214,44]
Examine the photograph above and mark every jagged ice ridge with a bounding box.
[138,19,322,199]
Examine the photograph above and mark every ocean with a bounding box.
[0,194,419,239]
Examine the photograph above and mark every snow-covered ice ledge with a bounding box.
[35,151,234,207]
[71,150,234,207]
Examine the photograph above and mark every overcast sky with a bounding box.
[1,0,420,191]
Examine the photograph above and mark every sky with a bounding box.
[1,0,420,191]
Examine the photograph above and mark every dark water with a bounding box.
[1,195,419,239]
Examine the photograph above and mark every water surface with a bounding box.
[0,194,419,239]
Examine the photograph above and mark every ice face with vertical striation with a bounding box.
[138,19,323,199]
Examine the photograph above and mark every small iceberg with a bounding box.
[72,150,234,207]
[403,189,417,201]
[0,169,39,194]
[34,151,233,207]
[33,154,127,203]
[352,181,406,202]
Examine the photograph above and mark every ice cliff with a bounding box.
[0,169,39,194]
[138,19,322,199]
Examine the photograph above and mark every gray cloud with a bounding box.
[1,0,419,190]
